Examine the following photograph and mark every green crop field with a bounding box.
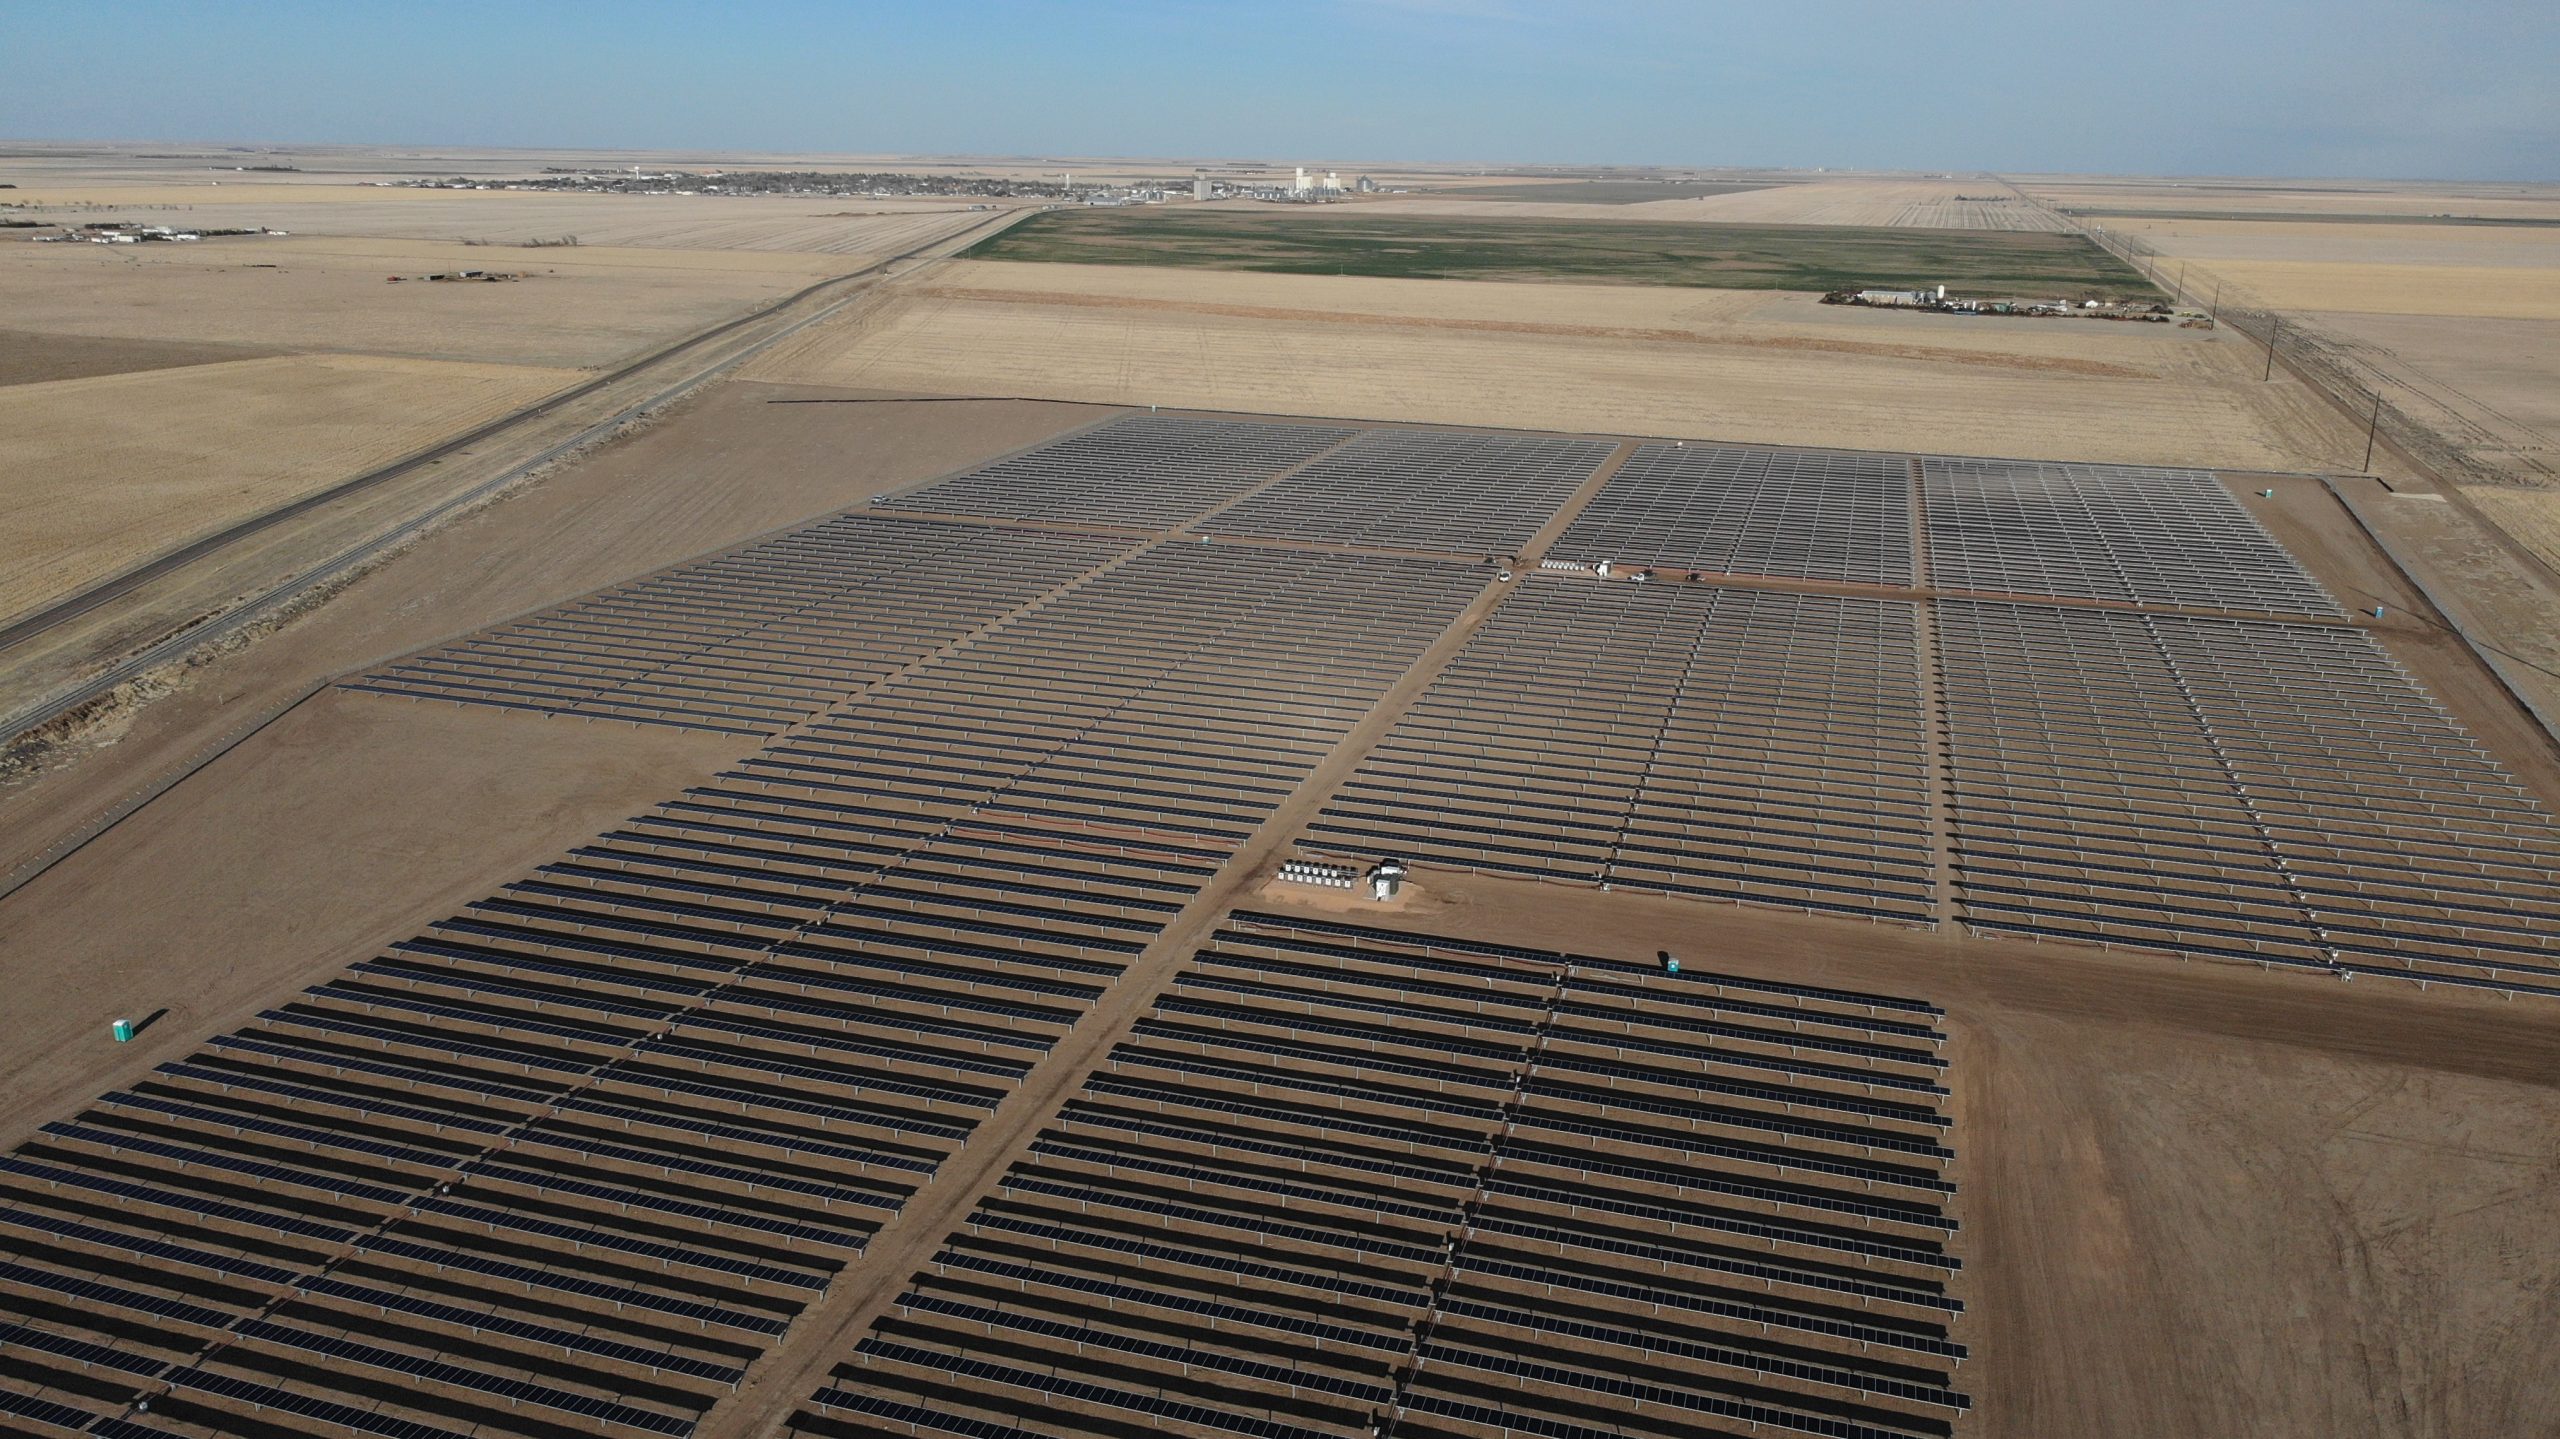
[966,208,2163,299]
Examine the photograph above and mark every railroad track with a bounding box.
[0,207,1025,751]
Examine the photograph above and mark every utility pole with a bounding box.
[2210,276,2222,321]
[2363,388,2383,473]
[2263,318,2281,382]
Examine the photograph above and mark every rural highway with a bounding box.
[0,206,1027,750]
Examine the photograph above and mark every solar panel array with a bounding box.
[1309,582,1935,923]
[28,404,2560,1436]
[1552,443,1918,585]
[0,545,1486,1438]
[346,517,1128,736]
[791,913,1968,1439]
[735,543,1485,857]
[1924,458,2343,614]
[878,414,1353,529]
[1940,601,2560,985]
[1210,428,1614,555]
[0,805,1187,1437]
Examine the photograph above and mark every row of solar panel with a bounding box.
[789,913,1965,1439]
[1306,581,1938,923]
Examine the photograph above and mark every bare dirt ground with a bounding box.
[2310,313,2560,488]
[2327,480,2560,745]
[1263,867,2560,1439]
[749,259,2373,470]
[0,327,273,386]
[0,384,1111,1144]
[0,690,743,1151]
[2465,486,2560,574]
[0,354,580,624]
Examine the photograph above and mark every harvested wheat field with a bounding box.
[0,354,577,623]
[2155,258,2560,319]
[2033,177,2560,224]
[2050,207,2560,488]
[2077,217,2560,268]
[0,234,857,368]
[750,259,2361,469]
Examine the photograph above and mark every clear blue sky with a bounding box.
[4,0,2552,179]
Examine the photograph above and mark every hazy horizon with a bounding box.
[4,0,2553,183]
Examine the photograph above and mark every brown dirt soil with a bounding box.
[2465,488,2560,575]
[0,327,275,386]
[0,690,745,1150]
[2325,482,2560,747]
[1258,868,2560,1439]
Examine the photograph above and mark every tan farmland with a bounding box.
[4,183,989,256]
[2024,191,2560,490]
[2144,258,2560,319]
[2033,177,2560,223]
[0,234,866,368]
[0,355,578,623]
[750,258,2364,469]
[1361,176,2069,229]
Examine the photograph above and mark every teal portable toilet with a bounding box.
[111,1018,134,1043]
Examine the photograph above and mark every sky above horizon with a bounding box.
[4,1,2553,181]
